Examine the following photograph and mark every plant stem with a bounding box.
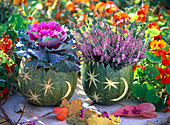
[16,90,29,124]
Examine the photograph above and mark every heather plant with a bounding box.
[72,18,149,71]
[16,21,80,72]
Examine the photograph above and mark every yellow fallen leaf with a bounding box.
[109,114,120,125]
[87,114,113,125]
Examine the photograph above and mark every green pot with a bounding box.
[18,60,77,106]
[82,60,134,105]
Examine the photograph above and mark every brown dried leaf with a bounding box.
[68,99,82,117]
[60,99,70,108]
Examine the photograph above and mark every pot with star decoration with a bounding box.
[16,21,80,106]
[18,60,77,106]
[82,60,134,105]
[71,14,149,105]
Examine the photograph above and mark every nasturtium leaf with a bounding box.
[112,103,158,118]
[145,52,162,63]
[144,66,159,78]
[132,84,147,98]
[154,98,165,112]
[145,83,154,90]
[135,0,140,4]
[145,89,159,103]
[145,28,161,36]
[166,84,170,94]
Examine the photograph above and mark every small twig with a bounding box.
[1,70,15,106]
[0,105,15,125]
[0,115,6,119]
[16,90,29,124]
[0,120,8,124]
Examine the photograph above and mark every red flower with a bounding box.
[155,49,170,66]
[154,34,162,41]
[111,12,130,27]
[155,66,164,80]
[0,37,12,54]
[28,16,33,20]
[13,0,28,6]
[55,11,65,21]
[156,13,165,21]
[168,10,170,15]
[161,48,170,66]
[65,1,75,12]
[105,1,118,14]
[89,3,96,11]
[167,95,170,107]
[136,8,147,23]
[156,67,170,84]
[5,63,16,73]
[148,21,161,31]
[2,87,9,99]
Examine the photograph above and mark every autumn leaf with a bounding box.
[109,114,120,124]
[60,98,70,108]
[112,103,158,118]
[67,99,83,124]
[76,109,97,125]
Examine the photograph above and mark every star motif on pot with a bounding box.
[91,91,102,103]
[29,90,42,105]
[86,69,100,88]
[20,70,32,85]
[18,81,21,89]
[40,76,55,96]
[103,77,120,91]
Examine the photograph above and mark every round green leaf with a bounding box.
[145,28,161,36]
[145,66,159,78]
[132,84,147,98]
[145,89,159,103]
[145,52,162,63]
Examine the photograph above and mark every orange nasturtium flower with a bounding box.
[32,20,39,24]
[136,4,149,23]
[65,1,75,12]
[55,11,65,21]
[136,9,147,23]
[76,0,90,3]
[13,0,28,6]
[44,0,54,7]
[150,39,166,50]
[89,3,96,11]
[110,12,130,27]
[156,66,170,84]
[94,2,106,17]
[105,1,118,14]
[156,13,165,21]
[148,21,161,30]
